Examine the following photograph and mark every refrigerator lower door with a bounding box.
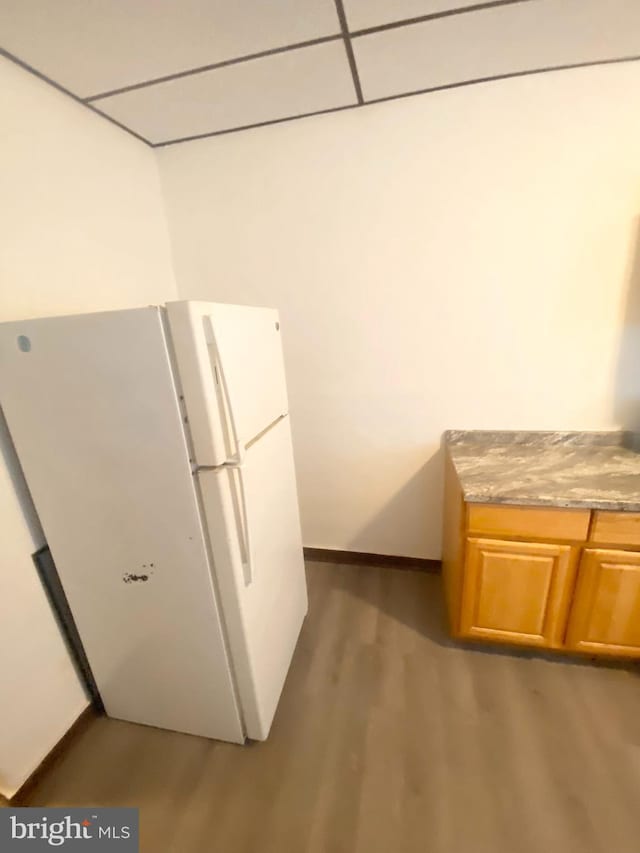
[198,415,308,740]
[0,307,244,742]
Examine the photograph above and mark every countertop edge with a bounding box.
[444,429,632,448]
[461,493,640,512]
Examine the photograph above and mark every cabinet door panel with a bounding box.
[566,549,640,657]
[461,538,577,648]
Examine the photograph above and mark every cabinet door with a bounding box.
[565,548,640,657]
[460,538,578,648]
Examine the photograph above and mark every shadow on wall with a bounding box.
[346,448,444,560]
[0,407,45,548]
[613,217,640,433]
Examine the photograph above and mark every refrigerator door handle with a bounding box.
[220,462,253,586]
[204,316,244,462]
[235,464,254,586]
[195,459,254,584]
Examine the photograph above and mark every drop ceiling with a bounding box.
[1,0,639,147]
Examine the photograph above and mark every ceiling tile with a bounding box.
[353,0,640,101]
[0,0,341,98]
[343,0,488,31]
[95,41,357,144]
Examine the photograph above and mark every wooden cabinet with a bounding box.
[442,454,640,660]
[460,538,578,649]
[565,548,640,657]
[590,512,640,547]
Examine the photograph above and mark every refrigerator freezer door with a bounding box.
[0,308,244,742]
[198,415,308,740]
[166,301,289,467]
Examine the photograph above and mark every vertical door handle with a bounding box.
[226,463,254,586]
[236,464,254,586]
[205,316,244,461]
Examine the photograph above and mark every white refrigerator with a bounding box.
[0,301,308,743]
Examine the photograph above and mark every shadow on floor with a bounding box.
[308,559,640,675]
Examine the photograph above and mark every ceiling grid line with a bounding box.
[333,0,364,104]
[1,0,639,147]
[349,0,534,36]
[364,53,640,108]
[153,103,359,148]
[0,44,153,146]
[85,34,344,103]
[151,54,640,148]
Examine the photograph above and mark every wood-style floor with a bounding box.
[22,562,640,853]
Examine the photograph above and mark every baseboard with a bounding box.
[303,547,441,572]
[9,704,96,805]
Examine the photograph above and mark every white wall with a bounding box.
[0,56,177,798]
[158,62,640,560]
[4,54,639,798]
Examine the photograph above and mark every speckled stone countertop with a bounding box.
[445,430,640,511]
